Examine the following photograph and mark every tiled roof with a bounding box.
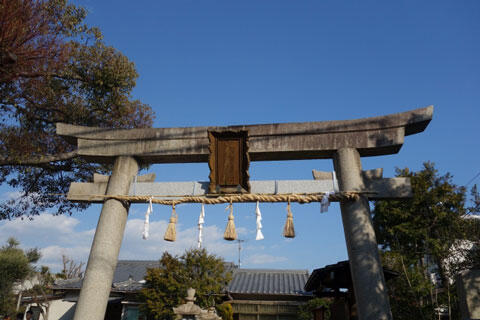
[53,277,82,290]
[227,269,310,296]
[54,262,310,296]
[53,260,159,292]
[112,260,160,282]
[304,260,399,293]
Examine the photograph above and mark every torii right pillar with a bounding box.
[334,148,392,319]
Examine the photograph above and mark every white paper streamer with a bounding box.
[321,191,335,213]
[319,171,338,213]
[198,204,205,248]
[142,197,153,240]
[255,201,264,240]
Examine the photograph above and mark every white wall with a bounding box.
[24,299,76,320]
[47,300,76,320]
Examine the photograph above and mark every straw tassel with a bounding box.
[223,202,237,241]
[198,204,205,248]
[164,204,178,242]
[283,201,295,238]
[255,201,264,240]
[142,197,153,240]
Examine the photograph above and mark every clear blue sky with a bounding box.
[1,0,479,272]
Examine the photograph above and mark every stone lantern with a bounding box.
[173,288,221,320]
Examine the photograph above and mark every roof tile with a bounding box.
[227,269,309,296]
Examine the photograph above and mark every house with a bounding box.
[226,269,312,320]
[304,260,398,320]
[28,262,312,320]
[25,260,160,320]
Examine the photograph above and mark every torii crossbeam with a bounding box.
[59,106,433,320]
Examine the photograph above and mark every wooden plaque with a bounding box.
[208,130,250,194]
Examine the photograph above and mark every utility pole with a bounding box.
[237,239,245,267]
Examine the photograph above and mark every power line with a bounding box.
[465,171,480,187]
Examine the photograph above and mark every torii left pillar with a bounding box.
[73,156,138,320]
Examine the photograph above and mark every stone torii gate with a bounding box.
[58,106,433,320]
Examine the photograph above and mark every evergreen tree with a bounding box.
[373,162,480,319]
[0,238,40,316]
[141,248,232,320]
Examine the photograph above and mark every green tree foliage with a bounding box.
[373,162,480,319]
[297,297,331,320]
[380,251,437,319]
[0,0,154,219]
[22,266,56,320]
[140,248,232,320]
[0,237,40,316]
[216,303,233,320]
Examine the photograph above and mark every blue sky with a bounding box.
[1,0,479,272]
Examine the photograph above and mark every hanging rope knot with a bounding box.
[283,198,295,238]
[170,204,178,223]
[223,201,237,241]
[164,203,178,242]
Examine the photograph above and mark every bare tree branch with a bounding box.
[0,150,78,166]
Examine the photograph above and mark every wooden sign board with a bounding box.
[208,130,250,193]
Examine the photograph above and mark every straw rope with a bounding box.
[90,192,360,206]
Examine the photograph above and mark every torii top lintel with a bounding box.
[56,106,433,164]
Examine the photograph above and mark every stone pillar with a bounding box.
[73,156,139,320]
[333,148,392,320]
[456,269,480,319]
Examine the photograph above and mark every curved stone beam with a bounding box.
[57,106,433,163]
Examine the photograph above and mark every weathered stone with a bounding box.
[457,269,480,320]
[60,107,434,320]
[333,148,392,320]
[57,106,433,163]
[93,173,155,183]
[66,177,411,203]
[312,170,335,181]
[361,168,383,180]
[173,288,221,320]
[73,156,138,320]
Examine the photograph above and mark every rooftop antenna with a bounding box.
[236,239,245,267]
